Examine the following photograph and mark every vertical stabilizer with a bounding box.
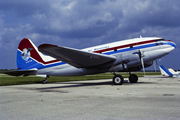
[168,68,177,74]
[17,38,57,70]
[159,65,173,77]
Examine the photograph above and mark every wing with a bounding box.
[38,44,116,68]
[4,70,37,76]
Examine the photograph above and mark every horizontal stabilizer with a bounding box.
[38,44,116,68]
[4,70,37,76]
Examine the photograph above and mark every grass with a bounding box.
[0,72,160,86]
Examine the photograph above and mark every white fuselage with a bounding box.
[37,37,176,76]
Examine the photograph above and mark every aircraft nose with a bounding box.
[172,42,176,49]
[167,40,176,53]
[169,40,176,49]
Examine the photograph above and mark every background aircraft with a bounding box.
[6,37,176,85]
[159,65,180,77]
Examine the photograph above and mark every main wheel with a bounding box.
[113,75,124,85]
[129,74,138,83]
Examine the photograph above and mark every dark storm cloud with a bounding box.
[0,0,50,17]
[0,0,180,69]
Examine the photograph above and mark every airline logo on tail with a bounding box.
[20,48,32,61]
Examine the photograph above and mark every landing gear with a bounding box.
[129,74,138,83]
[42,77,48,84]
[113,73,124,85]
[112,72,138,85]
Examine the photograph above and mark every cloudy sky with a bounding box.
[0,0,180,70]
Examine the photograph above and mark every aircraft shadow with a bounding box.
[37,80,156,90]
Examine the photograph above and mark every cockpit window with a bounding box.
[156,42,163,46]
[156,43,160,46]
[156,39,164,46]
[155,39,164,42]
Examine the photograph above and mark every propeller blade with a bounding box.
[141,57,145,75]
[138,49,145,74]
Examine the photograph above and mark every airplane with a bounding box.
[5,36,176,85]
[159,65,180,77]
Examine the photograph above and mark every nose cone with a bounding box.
[173,42,176,49]
[171,41,176,49]
[166,40,176,53]
[171,41,176,51]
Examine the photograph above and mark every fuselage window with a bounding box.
[156,43,160,46]
[130,46,133,48]
[114,49,117,52]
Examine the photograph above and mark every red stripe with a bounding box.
[93,39,156,53]
[165,40,172,42]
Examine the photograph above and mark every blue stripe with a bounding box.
[164,42,176,48]
[23,59,66,70]
[38,62,66,69]
[104,43,156,55]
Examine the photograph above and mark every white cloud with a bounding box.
[0,23,33,49]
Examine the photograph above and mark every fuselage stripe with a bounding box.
[93,40,156,53]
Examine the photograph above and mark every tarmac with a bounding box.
[1,75,180,120]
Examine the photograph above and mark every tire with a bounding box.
[113,75,124,85]
[42,78,48,84]
[129,74,138,83]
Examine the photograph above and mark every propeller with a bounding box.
[138,50,145,75]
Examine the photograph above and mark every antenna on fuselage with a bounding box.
[140,36,142,38]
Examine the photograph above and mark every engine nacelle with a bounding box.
[113,50,140,65]
[109,64,126,72]
[110,49,153,72]
[109,60,142,72]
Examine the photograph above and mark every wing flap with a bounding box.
[38,44,116,68]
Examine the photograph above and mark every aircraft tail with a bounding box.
[159,65,173,77]
[168,68,176,74]
[5,38,58,77]
[17,38,57,70]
